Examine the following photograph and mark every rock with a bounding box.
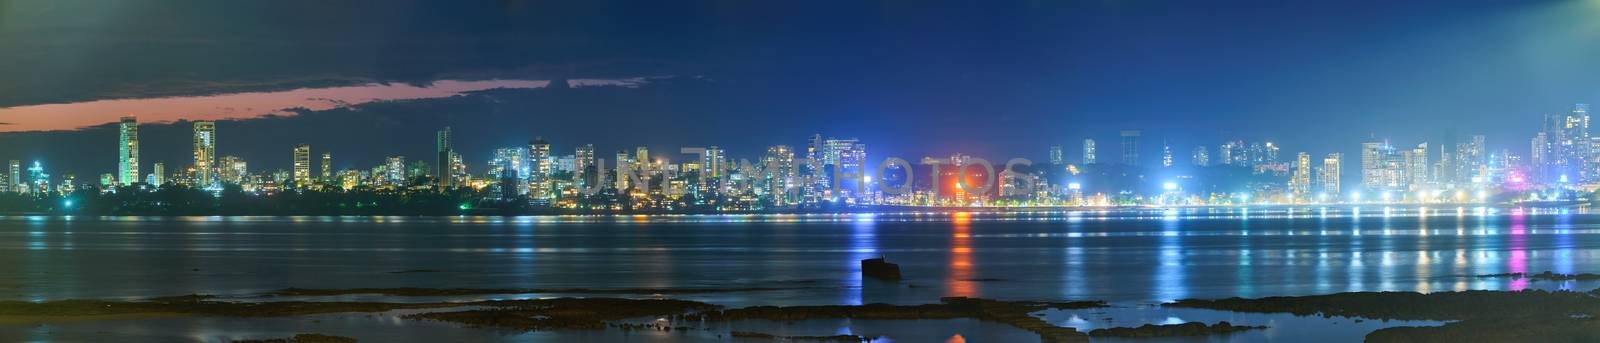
[861,257,902,281]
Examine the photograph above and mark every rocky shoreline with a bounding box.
[7,285,1600,342]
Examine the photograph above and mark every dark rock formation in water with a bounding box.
[1087,321,1266,338]
[861,257,902,281]
[232,333,357,343]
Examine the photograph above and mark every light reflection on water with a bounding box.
[0,206,1596,306]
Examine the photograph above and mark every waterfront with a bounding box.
[1,207,1597,342]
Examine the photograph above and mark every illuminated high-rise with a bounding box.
[1320,153,1342,195]
[386,156,406,185]
[1192,146,1209,166]
[1406,143,1429,190]
[1360,140,1383,191]
[575,144,595,185]
[529,138,552,177]
[1119,130,1140,166]
[1048,145,1063,165]
[219,156,247,185]
[118,116,140,186]
[1082,138,1096,164]
[1289,152,1311,196]
[292,144,311,187]
[321,152,332,183]
[436,127,453,190]
[192,121,216,187]
[1160,140,1173,167]
[8,160,19,193]
[528,137,552,198]
[763,145,796,205]
[151,162,165,186]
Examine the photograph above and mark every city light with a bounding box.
[1162,182,1177,191]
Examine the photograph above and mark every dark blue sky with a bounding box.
[1,0,1597,178]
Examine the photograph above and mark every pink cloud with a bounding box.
[0,79,607,132]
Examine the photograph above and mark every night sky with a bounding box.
[2,0,1598,180]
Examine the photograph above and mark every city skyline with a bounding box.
[4,1,1600,179]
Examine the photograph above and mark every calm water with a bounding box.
[1,207,1597,342]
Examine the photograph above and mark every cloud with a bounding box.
[0,79,601,132]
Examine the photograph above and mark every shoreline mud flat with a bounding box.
[5,286,1599,342]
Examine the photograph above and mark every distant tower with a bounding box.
[292,144,311,187]
[436,127,453,190]
[118,116,140,186]
[8,160,20,193]
[1082,139,1097,164]
[192,121,216,188]
[1192,146,1209,167]
[321,152,332,183]
[575,144,595,185]
[1161,140,1173,167]
[151,162,165,186]
[1290,152,1311,196]
[1048,145,1063,165]
[1119,130,1140,166]
[1320,153,1342,195]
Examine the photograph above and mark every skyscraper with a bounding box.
[1290,152,1311,197]
[1119,130,1140,166]
[1407,143,1429,190]
[1164,138,1177,166]
[1360,140,1383,191]
[9,160,20,193]
[763,145,796,206]
[436,127,453,190]
[292,144,311,187]
[575,144,595,185]
[1082,138,1096,164]
[1320,153,1342,195]
[118,116,139,186]
[529,138,552,177]
[151,162,165,186]
[219,156,246,185]
[1048,145,1063,166]
[192,121,216,187]
[386,156,406,185]
[529,137,552,198]
[321,152,332,183]
[1192,146,1209,166]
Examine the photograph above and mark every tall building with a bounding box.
[386,156,406,185]
[118,116,140,186]
[219,156,247,185]
[151,162,165,186]
[1320,153,1342,195]
[529,138,552,177]
[703,146,727,187]
[1289,152,1311,197]
[1192,146,1209,166]
[634,146,650,173]
[1048,145,1063,165]
[1161,140,1173,167]
[1082,138,1096,164]
[614,150,634,190]
[292,144,311,187]
[1455,134,1485,184]
[1360,140,1383,191]
[7,160,18,193]
[436,127,453,190]
[320,152,332,183]
[763,145,796,205]
[1406,143,1429,190]
[575,144,596,186]
[1119,130,1140,166]
[192,121,216,187]
[528,137,552,198]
